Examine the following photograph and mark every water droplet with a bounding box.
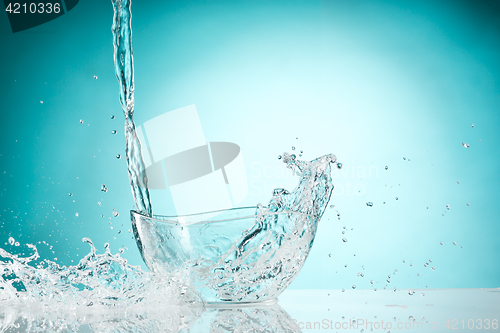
[403,260,406,263]
[68,193,73,196]
[352,285,356,289]
[14,242,19,247]
[278,155,282,160]
[421,293,425,297]
[94,75,98,79]
[8,237,14,245]
[424,263,428,267]
[403,157,406,160]
[116,154,121,159]
[462,143,470,148]
[417,273,421,276]
[101,184,108,192]
[128,229,133,233]
[471,123,474,128]
[467,203,470,206]
[342,238,347,243]
[40,101,43,104]
[329,204,335,209]
[337,163,343,169]
[431,267,435,271]
[300,150,303,153]
[341,288,345,292]
[111,115,115,119]
[457,181,460,184]
[440,241,443,245]
[385,166,388,170]
[408,290,415,296]
[366,202,373,207]
[393,287,397,292]
[374,288,377,291]
[446,204,450,210]
[290,154,296,160]
[291,146,295,151]
[79,119,84,124]
[111,130,117,134]
[453,241,457,245]
[328,253,332,257]
[395,197,399,200]
[370,280,374,284]
[344,264,348,268]
[75,212,79,217]
[113,211,119,217]
[386,279,391,283]
[357,272,364,277]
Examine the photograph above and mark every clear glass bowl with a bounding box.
[130,206,318,304]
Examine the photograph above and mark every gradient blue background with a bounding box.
[1,0,499,291]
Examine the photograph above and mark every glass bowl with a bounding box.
[130,206,319,304]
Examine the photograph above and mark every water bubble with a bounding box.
[453,241,457,246]
[344,264,348,268]
[111,130,117,134]
[421,293,425,297]
[374,288,377,291]
[329,204,335,209]
[14,242,20,247]
[440,241,443,245]
[342,238,347,243]
[385,166,388,170]
[471,123,474,128]
[291,146,295,151]
[328,253,332,257]
[431,267,435,271]
[291,154,296,160]
[462,143,470,148]
[457,181,460,184]
[357,272,364,278]
[341,288,345,292]
[467,203,470,206]
[386,279,390,283]
[337,163,343,169]
[116,154,121,159]
[409,316,414,321]
[417,273,421,276]
[75,212,79,217]
[370,280,374,284]
[93,75,98,79]
[40,101,43,104]
[278,155,282,160]
[352,285,356,289]
[113,211,119,217]
[128,229,133,233]
[8,237,14,245]
[446,204,450,210]
[393,287,397,292]
[408,290,415,296]
[101,184,108,192]
[395,197,399,200]
[79,119,84,124]
[111,115,115,119]
[366,202,373,207]
[300,150,303,153]
[342,231,345,234]
[68,193,73,196]
[403,157,406,160]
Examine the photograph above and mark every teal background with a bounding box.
[1,0,499,291]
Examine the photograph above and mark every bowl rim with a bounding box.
[130,206,312,226]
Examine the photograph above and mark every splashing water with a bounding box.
[0,0,338,323]
[0,238,200,309]
[133,152,336,302]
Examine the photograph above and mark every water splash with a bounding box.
[0,239,200,308]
